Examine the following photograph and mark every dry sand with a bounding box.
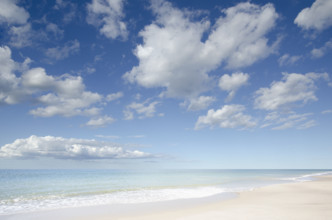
[105,176,332,220]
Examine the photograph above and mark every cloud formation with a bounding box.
[219,72,249,101]
[278,54,302,66]
[186,96,216,111]
[254,72,329,111]
[87,0,128,40]
[124,100,160,120]
[9,23,33,48]
[86,115,115,127]
[311,38,332,58]
[54,0,77,23]
[106,92,124,101]
[0,46,24,104]
[0,0,34,48]
[0,135,152,160]
[262,111,316,130]
[46,23,64,40]
[0,45,103,117]
[0,0,29,24]
[295,0,332,31]
[26,69,102,117]
[195,104,256,130]
[45,40,80,60]
[124,1,278,98]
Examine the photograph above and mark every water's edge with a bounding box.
[1,169,331,217]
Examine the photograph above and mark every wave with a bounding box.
[0,185,229,215]
[279,171,332,182]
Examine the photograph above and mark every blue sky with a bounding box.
[0,0,332,169]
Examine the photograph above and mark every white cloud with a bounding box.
[26,69,102,117]
[0,46,25,104]
[9,23,33,48]
[219,72,249,101]
[0,1,33,49]
[195,104,256,130]
[297,120,317,130]
[295,0,332,31]
[46,40,80,60]
[262,111,316,130]
[278,54,302,66]
[209,3,279,69]
[54,0,67,9]
[0,135,152,160]
[124,1,278,98]
[86,115,115,127]
[254,72,329,111]
[311,48,325,58]
[186,96,216,111]
[123,109,134,120]
[0,0,29,24]
[124,100,160,120]
[29,92,101,117]
[311,38,332,58]
[322,109,332,114]
[128,135,145,139]
[95,134,121,139]
[46,23,64,40]
[87,0,128,40]
[0,45,104,117]
[106,91,123,101]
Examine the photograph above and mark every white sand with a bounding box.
[105,176,332,220]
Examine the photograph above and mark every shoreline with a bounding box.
[2,175,332,220]
[108,175,332,220]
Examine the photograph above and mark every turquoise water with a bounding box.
[0,169,331,215]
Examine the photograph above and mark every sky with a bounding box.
[0,0,332,169]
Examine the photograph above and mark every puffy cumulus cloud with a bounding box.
[0,0,29,24]
[25,69,102,117]
[124,1,278,98]
[311,38,332,58]
[0,46,25,104]
[295,0,332,31]
[1,1,66,49]
[0,45,103,117]
[124,0,211,98]
[219,72,249,101]
[45,40,80,61]
[0,1,33,48]
[208,3,279,69]
[195,104,256,130]
[0,135,152,160]
[106,91,123,101]
[124,100,160,120]
[86,115,115,127]
[186,96,216,111]
[87,0,128,40]
[254,72,329,111]
[261,111,316,130]
[278,54,302,66]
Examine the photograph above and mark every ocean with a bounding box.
[1,169,331,216]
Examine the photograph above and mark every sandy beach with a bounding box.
[97,175,332,220]
[3,175,332,220]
